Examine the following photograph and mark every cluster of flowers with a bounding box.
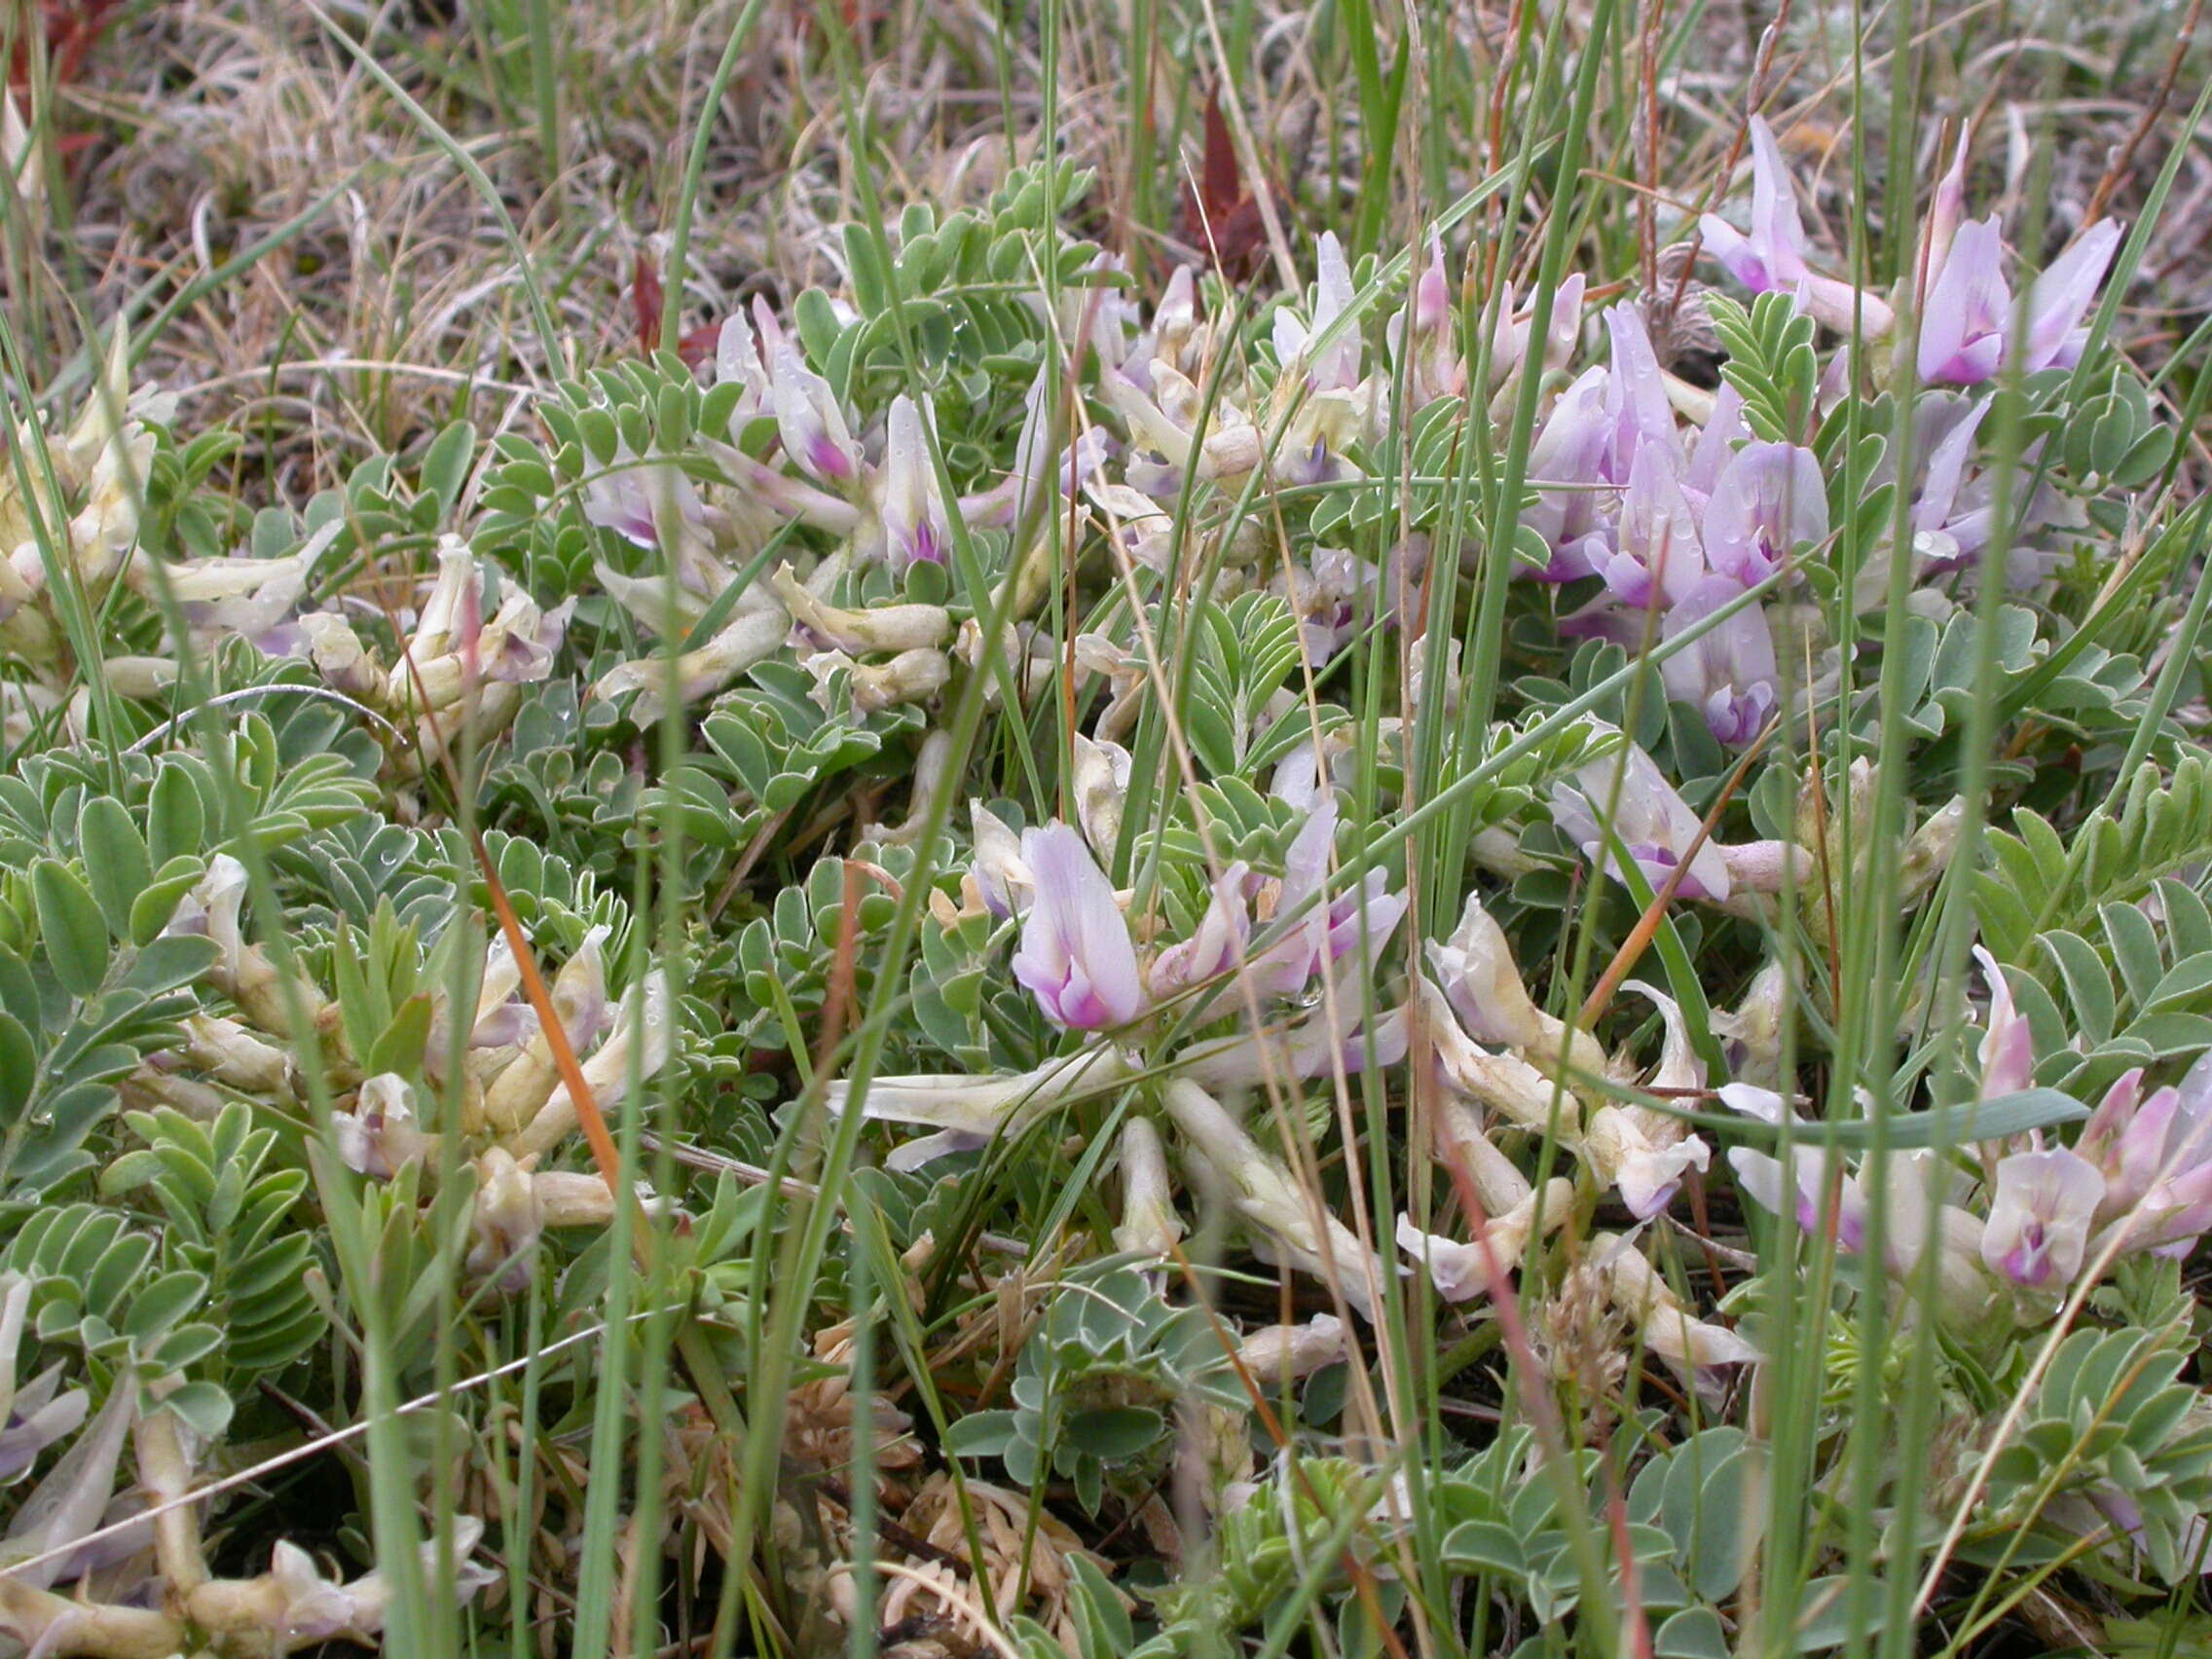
[0,108,2155,1632]
[1515,118,2117,753]
[3,113,2116,804]
[0,856,679,1647]
[830,763,1775,1388]
[0,347,577,772]
[1727,953,2212,1330]
[140,856,675,1286]
[0,1271,498,1656]
[844,738,2209,1404]
[816,121,2135,1381]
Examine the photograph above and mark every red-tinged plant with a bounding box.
[629,250,724,367]
[1177,88,1272,279]
[9,0,127,94]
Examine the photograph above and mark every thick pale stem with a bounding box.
[131,1407,206,1601]
[0,1581,181,1659]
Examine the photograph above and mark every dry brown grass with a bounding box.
[7,0,2207,503]
[15,0,1110,497]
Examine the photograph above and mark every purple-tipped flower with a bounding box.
[1386,239,1464,408]
[1699,117,1896,334]
[1727,1140,1868,1254]
[2080,1056,2212,1254]
[1703,440,1827,589]
[1918,132,1972,291]
[480,587,571,686]
[1603,304,1678,469]
[1599,439,1704,610]
[715,308,769,404]
[878,393,951,571]
[1911,395,1995,562]
[1426,892,1549,1051]
[1541,307,1707,608]
[1917,208,2120,386]
[983,365,1115,531]
[1277,545,1379,667]
[1918,215,2011,384]
[0,1366,88,1485]
[1699,117,1813,294]
[760,298,861,485]
[2024,219,2123,372]
[1011,824,1146,1030]
[1105,361,1262,499]
[1149,863,1254,998]
[1725,1089,1992,1318]
[1981,1146,2104,1289]
[1524,366,1615,579]
[1320,870,1408,982]
[1246,799,1408,998]
[1,1373,136,1591]
[1490,274,1587,392]
[1272,233,1363,393]
[969,801,1032,919]
[581,442,708,552]
[1587,1104,1712,1219]
[1682,384,1751,498]
[134,544,322,657]
[1972,945,2036,1100]
[2078,1066,2156,1209]
[1551,736,1732,903]
[0,1275,88,1486]
[1659,577,1779,748]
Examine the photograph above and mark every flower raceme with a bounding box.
[1724,1026,2212,1318]
[1551,735,1734,903]
[2077,1057,2212,1255]
[998,801,1409,1033]
[1516,306,1822,749]
[1698,114,2121,387]
[1698,116,1897,336]
[1914,137,2122,386]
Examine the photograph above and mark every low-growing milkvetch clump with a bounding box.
[0,97,2204,1659]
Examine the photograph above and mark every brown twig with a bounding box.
[2081,0,2204,230]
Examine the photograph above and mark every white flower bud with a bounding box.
[298,611,384,699]
[182,1014,293,1094]
[1113,1115,1181,1259]
[1069,734,1131,862]
[1598,1234,1758,1375]
[510,972,675,1159]
[465,1147,542,1291]
[829,1045,1130,1151]
[846,646,948,713]
[1236,1315,1347,1386]
[1712,959,1790,1089]
[767,562,950,654]
[590,606,789,724]
[2,92,41,227]
[1162,1078,1385,1321]
[1902,796,1967,902]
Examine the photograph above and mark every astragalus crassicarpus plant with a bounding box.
[2,0,2211,1652]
